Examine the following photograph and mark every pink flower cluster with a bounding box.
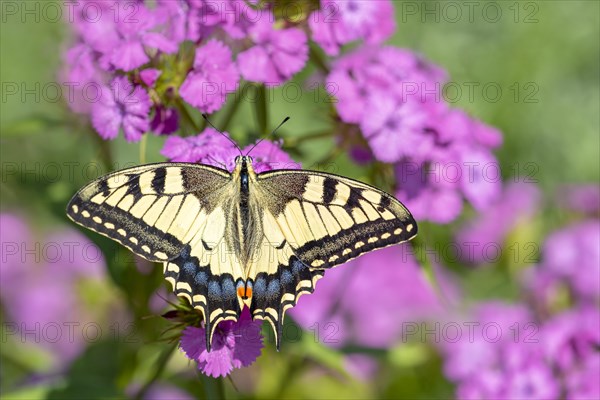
[63,0,501,225]
[441,303,599,400]
[62,0,313,141]
[325,45,502,223]
[441,183,600,399]
[0,214,111,368]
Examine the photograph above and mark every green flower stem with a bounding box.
[254,84,268,135]
[176,98,202,136]
[199,374,226,400]
[412,228,451,307]
[133,342,178,400]
[220,83,246,132]
[283,130,333,147]
[90,127,114,171]
[139,133,148,164]
[308,43,330,74]
[370,162,396,194]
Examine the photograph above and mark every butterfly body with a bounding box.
[67,156,417,350]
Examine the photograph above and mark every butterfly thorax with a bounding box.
[229,156,262,272]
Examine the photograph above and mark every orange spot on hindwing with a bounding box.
[236,280,253,299]
[237,285,246,298]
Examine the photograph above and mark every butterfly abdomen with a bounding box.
[239,159,252,262]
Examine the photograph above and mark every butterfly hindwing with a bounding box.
[245,222,324,347]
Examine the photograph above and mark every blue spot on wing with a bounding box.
[180,246,191,259]
[281,270,293,285]
[267,279,280,298]
[292,257,306,275]
[194,271,207,285]
[208,281,221,300]
[222,279,236,300]
[183,261,196,275]
[254,277,266,298]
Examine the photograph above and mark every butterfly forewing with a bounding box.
[255,170,417,268]
[67,163,231,261]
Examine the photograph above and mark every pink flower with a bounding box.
[237,18,308,86]
[291,246,454,349]
[458,147,502,212]
[179,40,239,113]
[360,95,430,163]
[440,302,599,400]
[456,182,541,264]
[242,139,300,173]
[565,355,600,400]
[91,76,151,142]
[160,128,239,169]
[0,214,109,368]
[395,161,464,224]
[155,0,192,46]
[61,43,104,114]
[140,69,162,87]
[161,129,298,173]
[326,46,446,126]
[180,308,263,378]
[539,221,600,300]
[150,106,179,135]
[75,2,177,72]
[502,364,560,400]
[556,184,600,215]
[393,108,504,224]
[541,307,600,371]
[189,0,264,41]
[310,0,396,56]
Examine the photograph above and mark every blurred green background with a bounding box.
[1,1,598,399]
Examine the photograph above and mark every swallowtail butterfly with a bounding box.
[67,156,417,350]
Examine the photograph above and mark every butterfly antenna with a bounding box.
[201,113,243,155]
[246,116,290,156]
[206,155,228,170]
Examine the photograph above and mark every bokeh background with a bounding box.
[1,1,598,399]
